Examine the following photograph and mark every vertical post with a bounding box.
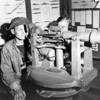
[67,0,72,19]
[60,0,72,18]
[59,0,64,16]
[25,0,32,22]
[71,39,82,79]
[31,32,42,67]
[84,48,93,71]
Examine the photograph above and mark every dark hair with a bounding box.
[47,21,58,28]
[56,15,70,23]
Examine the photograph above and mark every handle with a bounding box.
[36,89,56,98]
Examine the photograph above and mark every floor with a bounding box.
[0,59,100,100]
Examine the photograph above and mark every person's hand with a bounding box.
[14,88,26,100]
[56,31,62,38]
[10,81,26,100]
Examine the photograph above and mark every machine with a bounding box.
[28,25,97,98]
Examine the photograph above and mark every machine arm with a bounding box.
[61,30,100,44]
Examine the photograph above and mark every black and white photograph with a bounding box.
[0,0,100,100]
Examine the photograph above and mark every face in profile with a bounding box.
[58,18,70,32]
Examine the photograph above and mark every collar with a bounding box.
[12,39,23,55]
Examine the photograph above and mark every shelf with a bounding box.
[71,8,100,11]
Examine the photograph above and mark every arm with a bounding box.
[1,49,20,87]
[1,49,26,100]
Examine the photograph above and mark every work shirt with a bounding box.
[0,39,26,88]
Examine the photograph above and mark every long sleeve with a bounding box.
[0,49,20,87]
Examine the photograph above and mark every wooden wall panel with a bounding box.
[0,0,26,25]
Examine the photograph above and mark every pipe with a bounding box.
[62,30,100,44]
[62,31,90,42]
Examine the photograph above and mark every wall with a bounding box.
[71,0,100,58]
[0,0,26,25]
[30,0,60,29]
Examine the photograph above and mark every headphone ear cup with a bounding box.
[24,25,27,33]
[24,25,29,37]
